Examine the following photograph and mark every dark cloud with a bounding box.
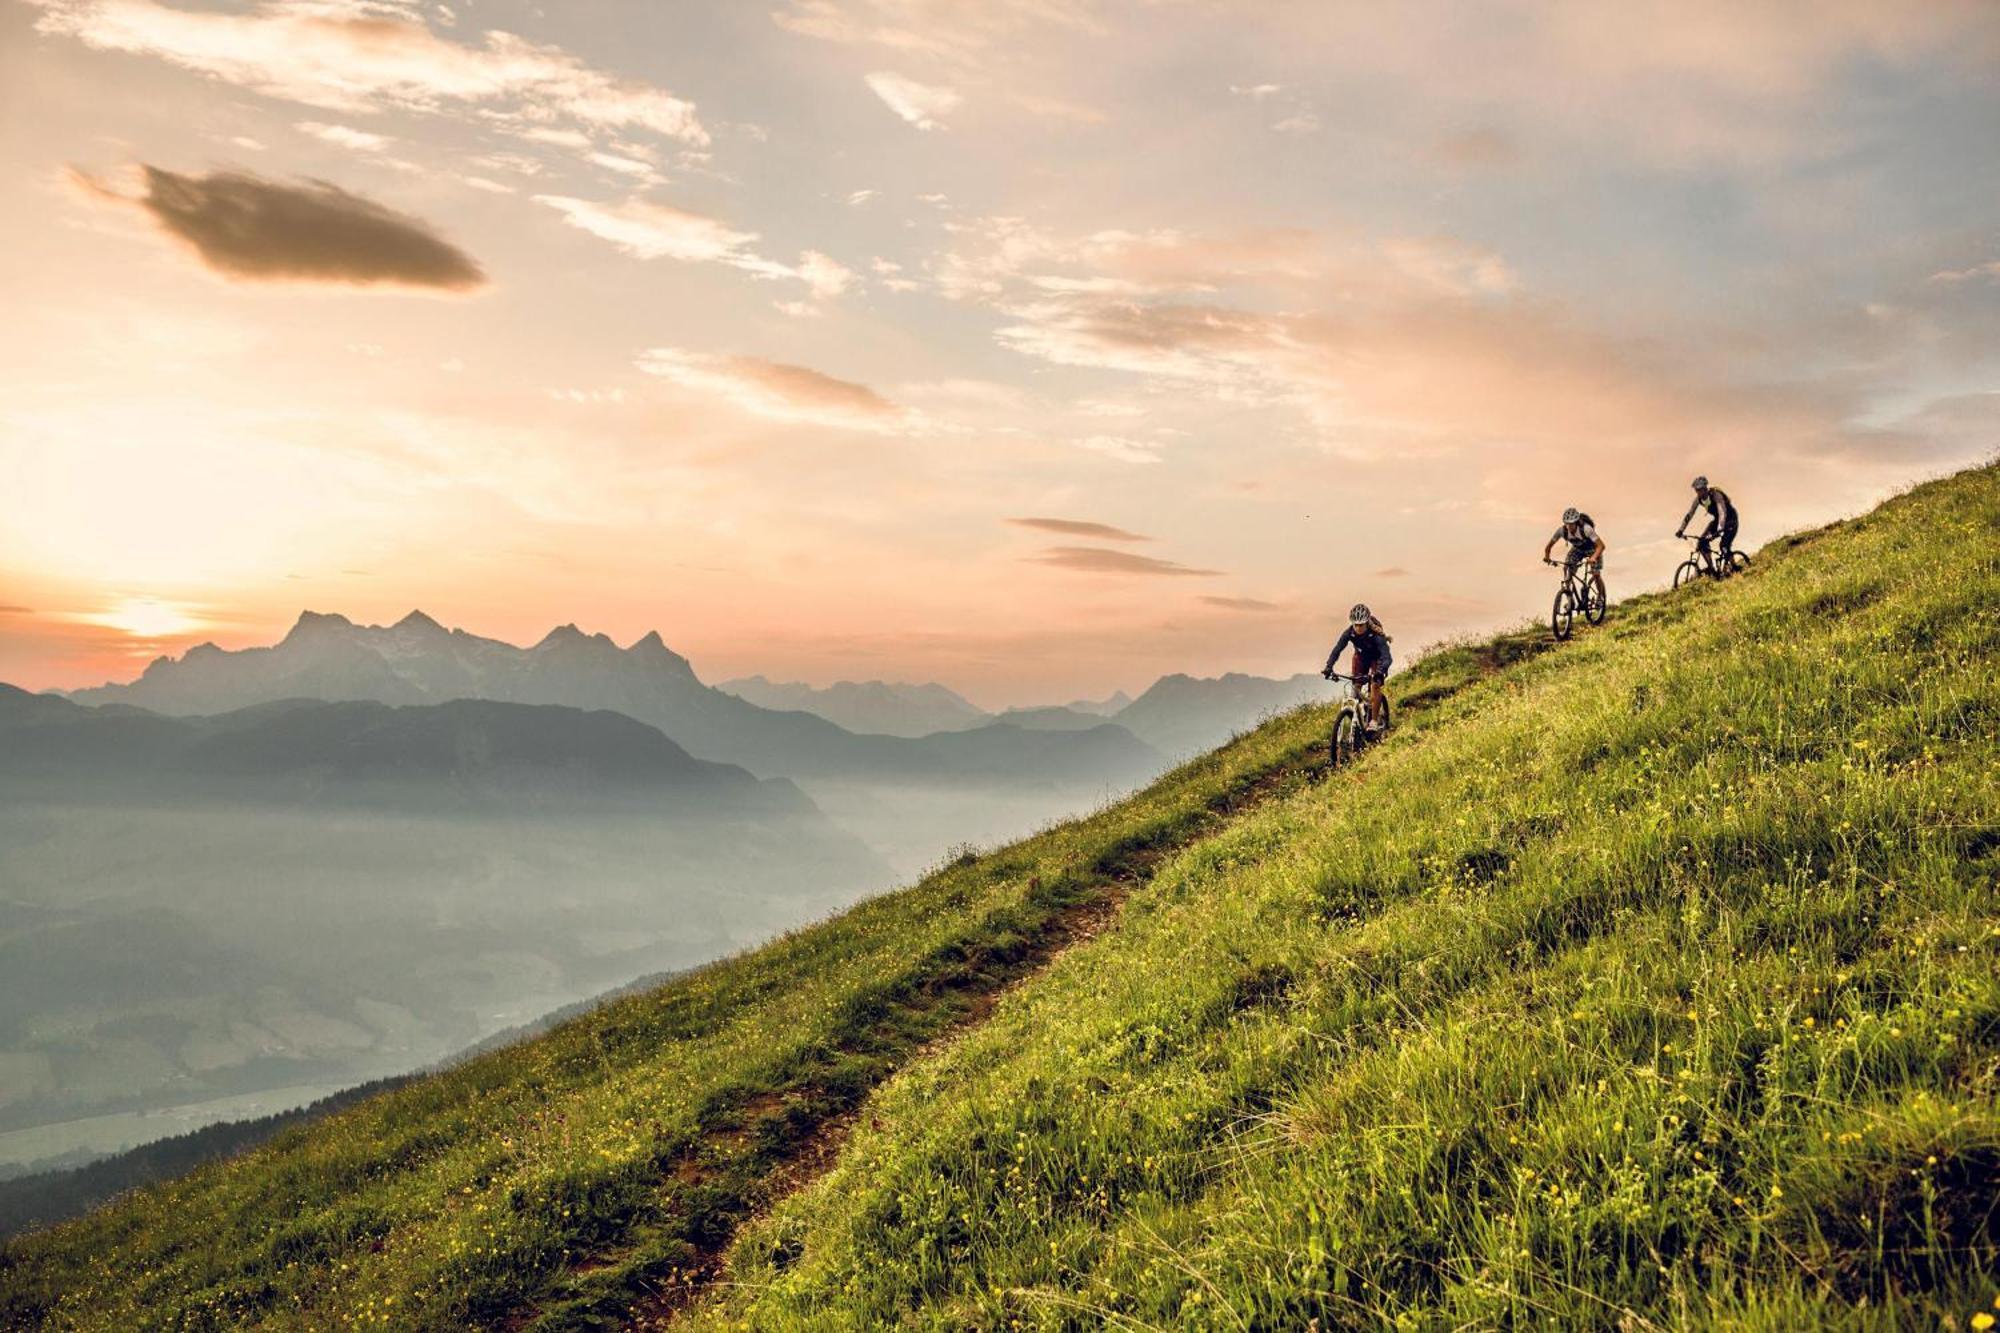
[1030,546,1220,577]
[1373,566,1409,578]
[1006,517,1151,542]
[1200,595,1280,612]
[83,165,485,291]
[0,605,30,614]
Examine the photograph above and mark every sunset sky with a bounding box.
[2,0,1996,705]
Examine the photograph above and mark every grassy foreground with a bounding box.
[4,464,1997,1329]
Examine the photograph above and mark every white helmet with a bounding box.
[1348,603,1371,625]
[1691,476,1709,490]
[1561,506,1581,524]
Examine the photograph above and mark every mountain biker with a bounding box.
[1322,604,1392,731]
[1677,476,1738,564]
[1541,506,1606,603]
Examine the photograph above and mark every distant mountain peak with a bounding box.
[393,610,446,634]
[281,610,355,645]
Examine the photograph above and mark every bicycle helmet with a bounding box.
[1691,475,1708,490]
[1348,603,1371,625]
[1561,506,1580,524]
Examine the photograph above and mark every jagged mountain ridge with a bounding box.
[64,612,1164,788]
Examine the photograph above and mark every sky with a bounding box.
[1,0,1996,707]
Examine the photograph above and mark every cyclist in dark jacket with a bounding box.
[1323,603,1392,730]
[1677,476,1737,561]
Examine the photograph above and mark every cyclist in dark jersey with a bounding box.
[1677,476,1738,561]
[1322,603,1392,730]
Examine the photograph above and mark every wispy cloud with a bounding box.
[74,164,485,291]
[1029,546,1220,577]
[1200,595,1280,611]
[864,72,961,128]
[1006,517,1150,541]
[28,0,708,144]
[298,121,391,152]
[636,347,905,431]
[535,195,856,300]
[535,195,756,263]
[1929,260,2000,284]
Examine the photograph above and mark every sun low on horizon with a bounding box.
[3,0,1997,706]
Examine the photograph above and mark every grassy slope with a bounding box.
[694,465,2000,1331]
[3,465,1995,1330]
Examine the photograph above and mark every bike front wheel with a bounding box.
[1330,710,1359,768]
[1584,574,1607,625]
[1551,588,1575,640]
[1672,560,1700,590]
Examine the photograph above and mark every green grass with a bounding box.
[4,464,1997,1330]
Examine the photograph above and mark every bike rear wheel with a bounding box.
[1725,550,1750,576]
[1551,588,1575,640]
[1672,560,1700,589]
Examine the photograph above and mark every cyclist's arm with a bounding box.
[1590,534,1606,562]
[1541,534,1557,561]
[1323,628,1354,676]
[1677,497,1699,535]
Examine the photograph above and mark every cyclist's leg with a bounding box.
[1720,516,1739,561]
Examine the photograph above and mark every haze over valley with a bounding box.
[0,613,1323,1173]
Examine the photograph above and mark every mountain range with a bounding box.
[68,612,1163,789]
[0,685,807,817]
[714,675,990,738]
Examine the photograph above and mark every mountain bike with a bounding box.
[1544,557,1606,641]
[1323,671,1390,770]
[1672,535,1750,589]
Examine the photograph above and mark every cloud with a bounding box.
[535,195,857,301]
[848,188,877,205]
[1929,260,2000,284]
[77,165,485,291]
[797,250,856,299]
[0,605,31,614]
[298,121,391,151]
[1373,567,1409,578]
[1200,595,1280,611]
[28,0,708,145]
[1229,83,1282,100]
[536,195,755,263]
[1006,516,1150,541]
[778,1,1101,69]
[1029,546,1220,577]
[864,72,961,128]
[636,347,906,430]
[587,150,663,183]
[1272,111,1321,134]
